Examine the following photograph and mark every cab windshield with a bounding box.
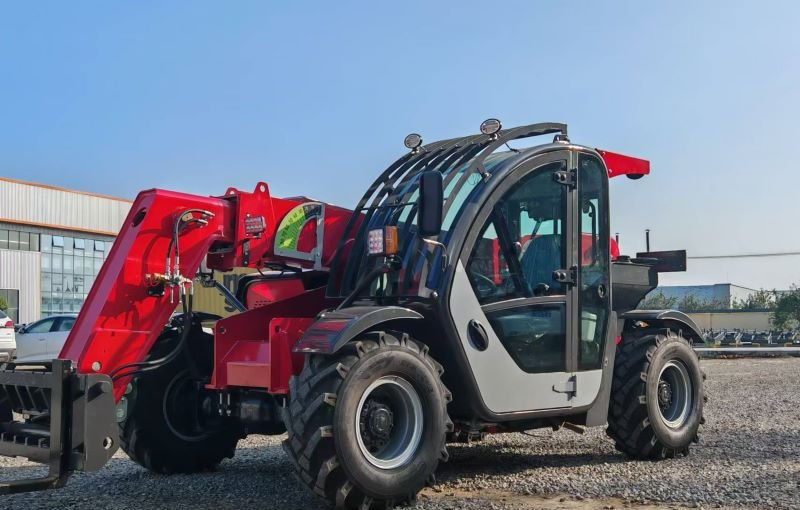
[329,151,518,299]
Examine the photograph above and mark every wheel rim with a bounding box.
[355,376,423,470]
[162,370,212,442]
[657,360,693,429]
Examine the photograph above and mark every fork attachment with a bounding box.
[0,359,119,494]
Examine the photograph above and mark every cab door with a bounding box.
[573,153,612,401]
[448,151,581,414]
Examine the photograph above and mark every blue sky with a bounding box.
[1,1,799,289]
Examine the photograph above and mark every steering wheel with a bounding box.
[469,271,499,299]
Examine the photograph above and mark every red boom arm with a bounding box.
[60,183,352,399]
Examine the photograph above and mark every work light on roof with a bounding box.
[404,133,423,152]
[480,118,502,137]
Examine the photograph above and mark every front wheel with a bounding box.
[283,331,452,509]
[119,327,243,473]
[607,328,706,459]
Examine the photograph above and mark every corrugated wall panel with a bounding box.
[0,250,41,323]
[0,179,131,235]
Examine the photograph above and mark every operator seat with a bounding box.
[520,235,563,294]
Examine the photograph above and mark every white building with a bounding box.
[0,177,130,323]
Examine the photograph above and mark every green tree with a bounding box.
[738,289,778,310]
[772,286,800,330]
[676,294,728,311]
[638,291,677,309]
[0,296,7,312]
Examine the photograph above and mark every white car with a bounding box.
[13,312,217,364]
[14,314,77,363]
[0,310,15,362]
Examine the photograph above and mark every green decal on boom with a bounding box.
[275,202,323,252]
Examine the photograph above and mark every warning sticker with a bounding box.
[275,203,323,252]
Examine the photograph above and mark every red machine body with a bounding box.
[59,148,647,402]
[60,182,353,400]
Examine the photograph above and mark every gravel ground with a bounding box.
[1,357,798,510]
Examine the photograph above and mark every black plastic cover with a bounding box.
[293,306,423,354]
[635,250,687,273]
[611,260,658,313]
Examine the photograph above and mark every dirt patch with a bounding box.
[420,487,746,510]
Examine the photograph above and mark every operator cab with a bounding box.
[327,121,621,420]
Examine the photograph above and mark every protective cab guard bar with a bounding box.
[331,122,570,293]
[0,359,119,494]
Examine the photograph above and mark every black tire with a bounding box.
[283,331,452,510]
[119,328,243,473]
[607,328,706,459]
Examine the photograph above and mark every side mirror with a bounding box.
[418,171,443,237]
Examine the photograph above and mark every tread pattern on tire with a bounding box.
[283,331,452,510]
[606,328,706,460]
[120,408,241,474]
[119,330,243,474]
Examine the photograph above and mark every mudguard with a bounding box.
[293,306,423,354]
[620,309,704,344]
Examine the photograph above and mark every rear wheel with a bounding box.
[607,328,706,459]
[283,331,452,509]
[119,327,243,473]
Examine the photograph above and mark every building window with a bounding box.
[41,273,52,293]
[8,231,19,250]
[18,232,30,251]
[39,234,113,316]
[0,230,39,252]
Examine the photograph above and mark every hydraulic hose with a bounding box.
[111,208,212,382]
[110,293,194,381]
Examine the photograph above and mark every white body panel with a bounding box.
[449,263,604,414]
[450,264,568,413]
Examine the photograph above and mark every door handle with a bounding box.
[467,319,489,351]
[552,375,577,397]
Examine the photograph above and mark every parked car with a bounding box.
[0,310,15,362]
[14,314,77,363]
[13,312,219,364]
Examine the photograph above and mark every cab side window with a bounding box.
[466,162,567,304]
[578,155,610,370]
